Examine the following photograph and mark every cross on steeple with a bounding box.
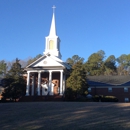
[44,6,61,58]
[52,5,56,13]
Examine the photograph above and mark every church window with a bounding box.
[124,98,129,102]
[49,40,54,50]
[88,88,91,92]
[124,87,128,92]
[108,87,112,92]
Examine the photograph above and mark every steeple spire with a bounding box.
[49,5,57,36]
[44,6,61,59]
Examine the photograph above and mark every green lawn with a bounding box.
[0,102,130,130]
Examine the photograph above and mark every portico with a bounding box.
[26,70,65,96]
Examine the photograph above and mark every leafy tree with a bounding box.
[117,54,127,66]
[66,61,88,100]
[2,58,26,101]
[126,66,130,75]
[0,60,7,76]
[104,55,117,75]
[97,50,106,60]
[117,54,129,75]
[66,55,84,66]
[126,54,130,66]
[84,50,105,75]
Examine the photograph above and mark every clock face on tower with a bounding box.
[49,40,54,50]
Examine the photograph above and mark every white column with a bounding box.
[26,71,30,96]
[49,71,52,95]
[60,70,63,95]
[37,71,41,96]
[31,75,35,96]
[63,74,66,95]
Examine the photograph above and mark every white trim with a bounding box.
[27,70,64,73]
[26,55,44,68]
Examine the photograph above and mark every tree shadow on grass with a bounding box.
[0,102,130,130]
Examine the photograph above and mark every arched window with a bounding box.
[49,40,54,50]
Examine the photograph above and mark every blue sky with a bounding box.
[0,0,130,62]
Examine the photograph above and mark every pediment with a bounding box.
[26,55,65,68]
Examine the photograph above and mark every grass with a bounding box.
[0,102,130,130]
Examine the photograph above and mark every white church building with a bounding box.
[24,7,71,99]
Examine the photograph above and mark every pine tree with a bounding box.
[2,58,26,101]
[0,60,7,76]
[66,61,88,100]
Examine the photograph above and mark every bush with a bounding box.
[102,96,118,102]
[93,95,118,102]
[93,95,103,102]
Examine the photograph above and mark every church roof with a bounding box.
[25,53,71,70]
[87,75,130,86]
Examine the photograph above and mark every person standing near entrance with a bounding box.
[41,80,48,95]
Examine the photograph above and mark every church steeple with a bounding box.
[49,6,57,37]
[44,6,61,59]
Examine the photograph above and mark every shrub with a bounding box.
[93,95,118,102]
[102,96,118,102]
[93,95,103,102]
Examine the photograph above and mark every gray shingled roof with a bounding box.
[87,75,130,85]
